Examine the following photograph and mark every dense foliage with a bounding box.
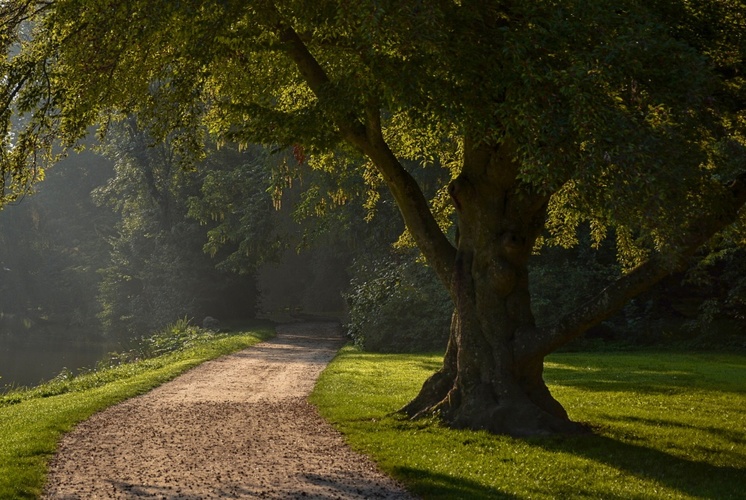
[1,0,743,316]
[0,126,266,341]
[95,122,262,336]
[346,253,452,352]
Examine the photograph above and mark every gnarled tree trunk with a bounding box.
[401,139,584,436]
[401,138,746,436]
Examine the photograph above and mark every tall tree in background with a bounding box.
[0,151,114,331]
[95,120,263,336]
[2,1,745,435]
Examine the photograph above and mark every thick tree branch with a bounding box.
[361,104,457,289]
[268,7,457,287]
[515,172,746,363]
[0,0,53,31]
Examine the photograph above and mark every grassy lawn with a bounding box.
[0,324,273,499]
[310,348,746,499]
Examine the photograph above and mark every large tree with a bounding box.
[2,0,746,435]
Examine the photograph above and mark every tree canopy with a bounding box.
[2,1,745,260]
[2,0,746,435]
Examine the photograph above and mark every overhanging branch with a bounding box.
[266,5,457,287]
[515,171,746,363]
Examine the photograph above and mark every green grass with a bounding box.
[310,348,746,499]
[0,324,273,499]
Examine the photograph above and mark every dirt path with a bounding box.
[43,323,414,499]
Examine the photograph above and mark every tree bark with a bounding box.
[401,138,587,435]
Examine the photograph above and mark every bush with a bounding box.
[99,317,226,366]
[140,317,224,357]
[345,255,452,352]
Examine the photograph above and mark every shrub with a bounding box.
[140,317,223,357]
[345,255,451,352]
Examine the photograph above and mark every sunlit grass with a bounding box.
[311,348,746,499]
[0,324,273,499]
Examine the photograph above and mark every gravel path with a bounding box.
[42,323,414,499]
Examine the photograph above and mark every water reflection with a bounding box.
[0,327,124,392]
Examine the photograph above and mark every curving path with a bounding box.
[43,322,414,499]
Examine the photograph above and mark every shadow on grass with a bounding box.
[528,432,745,499]
[545,366,699,394]
[341,350,444,374]
[605,413,746,446]
[544,354,746,395]
[410,357,444,373]
[392,467,519,499]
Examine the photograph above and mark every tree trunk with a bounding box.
[402,139,586,436]
[401,138,746,436]
[402,311,584,436]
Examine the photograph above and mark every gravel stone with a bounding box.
[43,322,414,499]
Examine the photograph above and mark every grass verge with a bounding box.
[310,348,746,499]
[0,322,273,499]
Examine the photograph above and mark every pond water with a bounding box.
[0,328,124,392]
